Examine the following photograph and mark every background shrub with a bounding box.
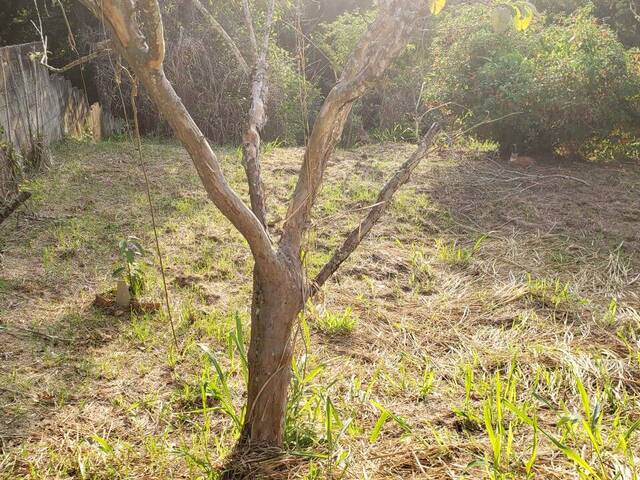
[90,0,316,145]
[533,0,640,48]
[424,3,640,158]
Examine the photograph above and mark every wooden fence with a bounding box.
[0,42,122,200]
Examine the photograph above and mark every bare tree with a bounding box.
[76,0,441,448]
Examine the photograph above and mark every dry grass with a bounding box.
[0,138,639,479]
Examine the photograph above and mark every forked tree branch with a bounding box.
[187,0,273,225]
[99,0,149,63]
[242,0,276,227]
[311,123,441,293]
[191,0,251,76]
[279,0,431,255]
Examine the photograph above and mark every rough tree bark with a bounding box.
[77,0,439,449]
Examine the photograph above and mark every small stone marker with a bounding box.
[115,280,131,308]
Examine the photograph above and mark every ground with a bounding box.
[0,138,639,479]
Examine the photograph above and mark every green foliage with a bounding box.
[526,275,585,311]
[112,236,147,298]
[435,236,485,266]
[425,4,640,158]
[316,11,375,78]
[195,314,356,473]
[264,45,321,146]
[533,0,640,47]
[312,306,359,336]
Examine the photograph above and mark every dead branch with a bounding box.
[0,324,71,343]
[38,40,113,73]
[312,123,441,292]
[484,158,592,186]
[0,191,31,225]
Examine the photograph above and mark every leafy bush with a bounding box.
[424,4,640,158]
[316,11,374,78]
[533,0,640,47]
[113,236,147,297]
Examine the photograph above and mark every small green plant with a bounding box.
[371,124,415,143]
[418,358,436,399]
[112,236,147,297]
[480,372,519,479]
[436,235,486,266]
[262,138,283,156]
[369,399,429,447]
[313,307,358,336]
[602,297,618,326]
[193,313,355,474]
[526,275,585,311]
[504,371,640,480]
[409,246,434,293]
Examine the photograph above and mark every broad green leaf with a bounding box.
[625,418,640,442]
[369,410,390,443]
[575,374,591,420]
[91,434,113,454]
[504,400,596,476]
[513,4,533,32]
[232,313,248,372]
[112,266,125,278]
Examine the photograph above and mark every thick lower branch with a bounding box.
[312,123,440,292]
[138,0,165,68]
[280,2,431,255]
[241,262,303,447]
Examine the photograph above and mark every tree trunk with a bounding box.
[240,260,304,447]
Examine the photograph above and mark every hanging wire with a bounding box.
[129,78,179,351]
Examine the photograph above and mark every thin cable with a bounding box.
[130,80,179,351]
